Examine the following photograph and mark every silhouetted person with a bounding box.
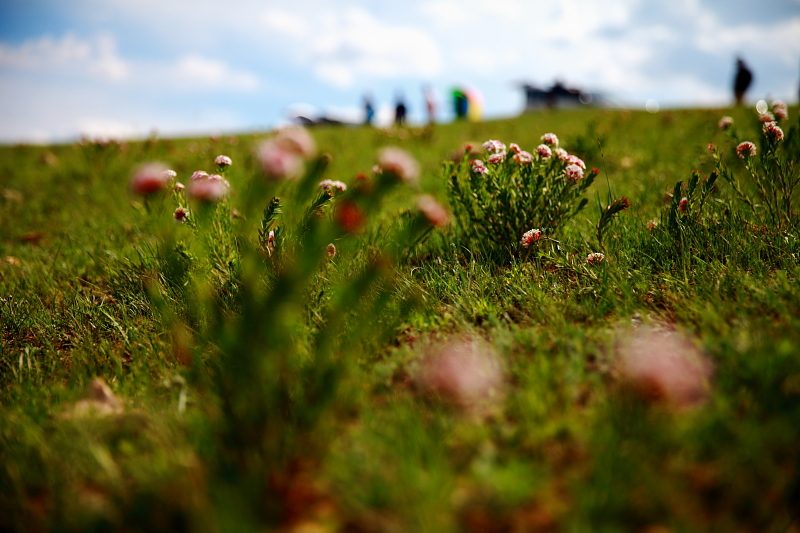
[363,94,375,126]
[394,93,407,126]
[734,57,753,106]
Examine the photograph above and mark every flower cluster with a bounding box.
[762,121,784,142]
[536,144,552,158]
[470,160,489,176]
[718,116,734,130]
[512,151,533,164]
[520,228,542,247]
[565,163,584,182]
[540,132,559,147]
[482,139,506,153]
[487,152,506,165]
[318,179,347,192]
[735,141,757,159]
[772,100,788,121]
[586,252,605,265]
[131,163,173,196]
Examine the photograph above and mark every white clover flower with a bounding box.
[487,152,506,165]
[586,252,605,265]
[521,228,542,247]
[759,112,776,123]
[173,207,189,222]
[161,169,177,180]
[377,147,420,184]
[762,122,784,142]
[214,155,232,167]
[718,116,734,130]
[567,154,586,169]
[174,182,185,191]
[736,141,757,159]
[540,132,559,147]
[318,179,347,192]
[536,144,552,159]
[512,151,533,164]
[564,163,584,181]
[482,139,506,153]
[470,160,488,176]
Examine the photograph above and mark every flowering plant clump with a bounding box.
[713,107,799,229]
[447,134,598,256]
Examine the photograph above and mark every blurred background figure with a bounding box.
[394,92,407,126]
[452,88,469,120]
[363,93,375,126]
[423,85,436,125]
[734,57,753,106]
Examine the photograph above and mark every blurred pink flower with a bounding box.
[257,140,303,180]
[554,148,569,161]
[188,175,229,202]
[736,141,757,159]
[273,126,316,158]
[540,133,559,147]
[521,228,542,247]
[162,169,177,180]
[418,338,503,407]
[772,101,788,121]
[717,116,734,130]
[758,112,775,123]
[378,147,420,184]
[508,142,521,154]
[214,155,232,167]
[617,327,712,408]
[417,194,449,228]
[482,139,506,153]
[175,182,185,191]
[678,196,689,212]
[536,144,552,158]
[190,170,209,181]
[131,163,170,196]
[564,163,584,181]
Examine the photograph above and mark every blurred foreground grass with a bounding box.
[2,106,800,532]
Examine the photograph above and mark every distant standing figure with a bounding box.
[423,85,436,124]
[395,94,407,126]
[364,94,375,126]
[734,57,753,106]
[453,89,468,120]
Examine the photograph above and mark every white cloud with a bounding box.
[171,55,259,91]
[0,33,130,82]
[261,6,443,88]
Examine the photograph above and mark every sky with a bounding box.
[1,0,799,144]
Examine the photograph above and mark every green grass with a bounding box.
[2,105,800,532]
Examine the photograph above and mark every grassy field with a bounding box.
[2,105,799,533]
